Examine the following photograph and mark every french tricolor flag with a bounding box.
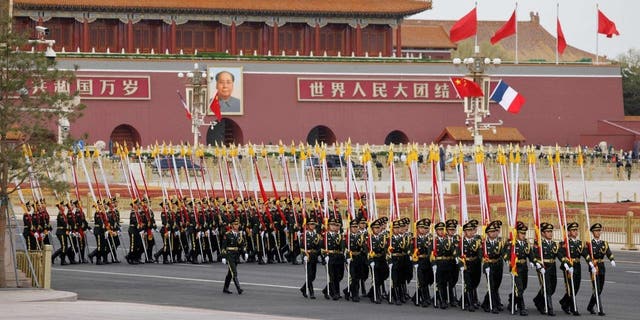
[490,80,525,114]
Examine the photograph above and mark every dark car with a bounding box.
[151,157,203,176]
[306,155,365,178]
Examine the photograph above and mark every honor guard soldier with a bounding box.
[533,222,560,316]
[126,200,144,264]
[367,217,389,304]
[587,223,615,316]
[300,217,322,299]
[154,201,174,263]
[221,217,247,294]
[389,218,408,305]
[72,200,91,263]
[344,218,367,302]
[507,221,538,316]
[66,202,79,263]
[559,222,592,315]
[446,219,461,307]
[106,199,122,263]
[88,202,109,265]
[51,202,71,265]
[461,219,482,311]
[481,220,506,313]
[399,217,413,303]
[322,217,345,300]
[22,202,38,251]
[413,218,433,307]
[357,218,370,296]
[357,194,368,221]
[431,221,456,309]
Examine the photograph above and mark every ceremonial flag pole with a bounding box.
[578,148,601,312]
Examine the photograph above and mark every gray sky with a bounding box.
[411,0,638,59]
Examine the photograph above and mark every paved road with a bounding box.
[51,250,640,320]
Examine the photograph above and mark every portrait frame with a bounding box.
[207,66,244,116]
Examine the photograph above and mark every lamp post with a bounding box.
[177,63,216,147]
[453,52,503,146]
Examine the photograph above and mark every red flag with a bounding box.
[208,93,222,121]
[557,18,567,55]
[490,10,516,45]
[450,77,484,98]
[598,9,620,38]
[450,8,477,43]
[176,90,192,120]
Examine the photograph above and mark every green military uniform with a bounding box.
[505,221,538,316]
[222,217,247,294]
[558,222,592,315]
[481,220,507,313]
[322,217,345,300]
[413,218,433,307]
[461,219,482,311]
[367,217,389,304]
[344,218,367,302]
[587,223,615,316]
[431,221,457,309]
[533,222,562,316]
[300,217,322,299]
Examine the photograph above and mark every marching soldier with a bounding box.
[141,198,157,263]
[461,219,482,311]
[51,201,71,265]
[413,218,433,307]
[322,217,345,300]
[533,222,560,316]
[344,218,367,302]
[389,219,408,305]
[587,223,615,316]
[126,200,144,264]
[506,221,538,316]
[88,202,109,265]
[446,219,460,307]
[106,199,122,263]
[154,201,173,263]
[22,202,38,251]
[559,222,592,315]
[358,218,370,296]
[72,200,91,263]
[66,202,78,264]
[367,217,389,304]
[431,221,456,309]
[221,217,247,294]
[481,220,506,313]
[300,216,322,299]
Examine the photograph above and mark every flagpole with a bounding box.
[515,2,518,64]
[474,1,478,54]
[595,4,599,64]
[556,2,560,64]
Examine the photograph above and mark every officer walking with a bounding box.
[533,222,560,316]
[222,217,247,294]
[300,217,322,299]
[587,223,615,316]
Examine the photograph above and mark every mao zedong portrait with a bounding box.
[215,71,241,113]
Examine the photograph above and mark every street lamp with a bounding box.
[453,50,503,146]
[177,63,216,147]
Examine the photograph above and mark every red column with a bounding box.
[272,23,279,55]
[395,24,402,57]
[127,20,134,53]
[170,20,177,54]
[231,21,237,55]
[355,24,362,56]
[82,18,90,52]
[314,23,320,54]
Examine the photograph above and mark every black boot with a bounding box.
[322,286,330,300]
[300,284,309,298]
[343,287,350,301]
[153,251,162,263]
[546,296,556,316]
[351,280,360,302]
[233,278,243,295]
[361,280,367,296]
[519,297,528,316]
[223,275,232,294]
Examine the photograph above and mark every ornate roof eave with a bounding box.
[13,4,427,20]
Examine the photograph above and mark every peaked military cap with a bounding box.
[306,217,317,225]
[349,218,359,227]
[328,217,342,226]
[446,219,458,229]
[371,217,385,228]
[566,222,579,231]
[462,221,475,231]
[434,222,446,230]
[416,218,431,228]
[590,223,602,232]
[516,221,528,232]
[540,222,554,232]
[485,221,499,232]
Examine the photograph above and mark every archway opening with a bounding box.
[110,124,141,153]
[206,118,244,146]
[384,130,409,145]
[306,125,336,145]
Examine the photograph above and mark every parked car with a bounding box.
[304,155,365,178]
[151,157,203,176]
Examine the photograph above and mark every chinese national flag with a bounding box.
[449,8,477,43]
[209,93,222,121]
[557,18,567,55]
[490,10,517,45]
[597,9,620,38]
[450,77,484,98]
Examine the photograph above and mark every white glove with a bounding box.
[205,230,210,236]
[535,262,543,270]
[104,232,109,238]
[567,267,574,275]
[117,231,122,235]
[611,260,616,267]
[590,266,597,273]
[539,267,546,275]
[589,262,595,268]
[460,266,464,272]
[455,257,460,264]
[284,227,288,232]
[244,253,248,260]
[175,231,180,236]
[303,255,309,262]
[529,262,534,269]
[563,263,570,271]
[369,261,375,267]
[324,256,329,264]
[485,267,490,275]
[139,231,145,236]
[346,258,352,264]
[222,258,227,265]
[432,265,437,272]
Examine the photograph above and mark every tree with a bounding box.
[0,17,83,287]
[617,48,640,115]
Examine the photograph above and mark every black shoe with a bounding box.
[587,306,596,315]
[548,310,556,316]
[352,296,360,302]
[223,288,232,294]
[598,311,605,316]
[310,295,316,300]
[562,305,571,315]
[572,310,580,316]
[520,309,528,316]
[343,288,350,301]
[300,287,308,298]
[237,288,243,295]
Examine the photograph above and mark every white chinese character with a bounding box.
[434,83,450,99]
[309,81,325,97]
[413,83,429,98]
[76,79,93,95]
[331,82,345,98]
[122,80,139,96]
[393,83,408,98]
[372,83,387,98]
[31,80,47,94]
[352,82,367,98]
[100,79,116,95]
[54,80,70,93]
